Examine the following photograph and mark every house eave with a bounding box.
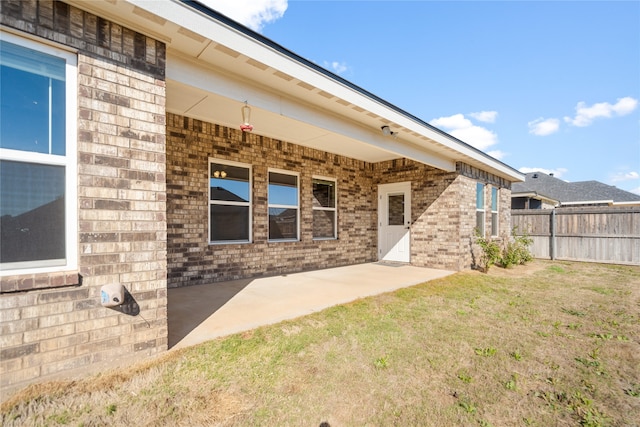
[64,0,523,182]
[511,191,559,206]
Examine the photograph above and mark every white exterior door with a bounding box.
[378,182,411,263]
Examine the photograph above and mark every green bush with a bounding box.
[475,226,533,272]
[474,228,501,272]
[501,226,533,268]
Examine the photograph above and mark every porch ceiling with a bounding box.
[66,0,524,181]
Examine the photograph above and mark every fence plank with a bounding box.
[511,207,640,265]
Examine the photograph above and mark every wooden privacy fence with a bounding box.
[511,207,640,265]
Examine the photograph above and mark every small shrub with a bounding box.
[475,226,533,272]
[500,226,533,268]
[474,228,501,272]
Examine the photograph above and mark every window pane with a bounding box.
[210,205,249,241]
[388,193,404,226]
[210,163,249,202]
[491,187,498,211]
[476,183,484,209]
[269,207,298,240]
[313,179,335,208]
[491,213,498,236]
[269,172,298,206]
[476,211,485,235]
[0,41,66,155]
[0,161,65,263]
[313,210,335,238]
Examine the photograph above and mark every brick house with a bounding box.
[0,0,523,393]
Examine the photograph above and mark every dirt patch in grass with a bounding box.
[2,260,639,426]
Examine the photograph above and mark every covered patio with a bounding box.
[168,263,454,349]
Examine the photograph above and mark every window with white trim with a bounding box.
[209,160,252,243]
[491,187,499,237]
[476,183,485,236]
[268,170,299,241]
[0,33,77,274]
[312,177,336,239]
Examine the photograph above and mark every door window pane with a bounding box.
[388,193,404,226]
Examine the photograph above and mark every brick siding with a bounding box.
[0,0,167,394]
[167,115,513,286]
[167,115,378,287]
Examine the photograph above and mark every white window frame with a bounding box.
[268,168,300,242]
[491,187,499,237]
[312,175,337,240]
[208,158,252,244]
[0,31,78,276]
[476,183,485,237]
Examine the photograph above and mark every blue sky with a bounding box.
[202,1,640,194]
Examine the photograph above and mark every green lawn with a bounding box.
[2,260,639,426]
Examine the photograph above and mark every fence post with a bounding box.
[550,209,556,260]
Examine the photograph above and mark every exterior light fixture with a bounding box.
[213,170,227,178]
[381,125,398,138]
[240,101,253,132]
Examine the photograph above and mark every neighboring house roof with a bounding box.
[66,0,524,182]
[512,172,640,206]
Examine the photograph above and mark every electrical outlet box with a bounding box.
[101,283,125,307]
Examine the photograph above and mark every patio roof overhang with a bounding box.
[66,0,524,182]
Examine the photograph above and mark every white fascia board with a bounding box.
[561,200,614,206]
[612,201,640,206]
[512,191,559,206]
[167,53,456,171]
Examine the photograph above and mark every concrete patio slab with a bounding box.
[168,262,454,350]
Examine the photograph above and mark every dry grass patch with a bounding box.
[2,260,639,426]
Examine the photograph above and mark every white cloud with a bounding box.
[528,117,560,136]
[430,113,472,130]
[199,0,288,32]
[610,171,640,182]
[486,150,506,160]
[469,111,498,123]
[564,96,638,127]
[518,167,568,178]
[430,113,498,151]
[323,61,349,75]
